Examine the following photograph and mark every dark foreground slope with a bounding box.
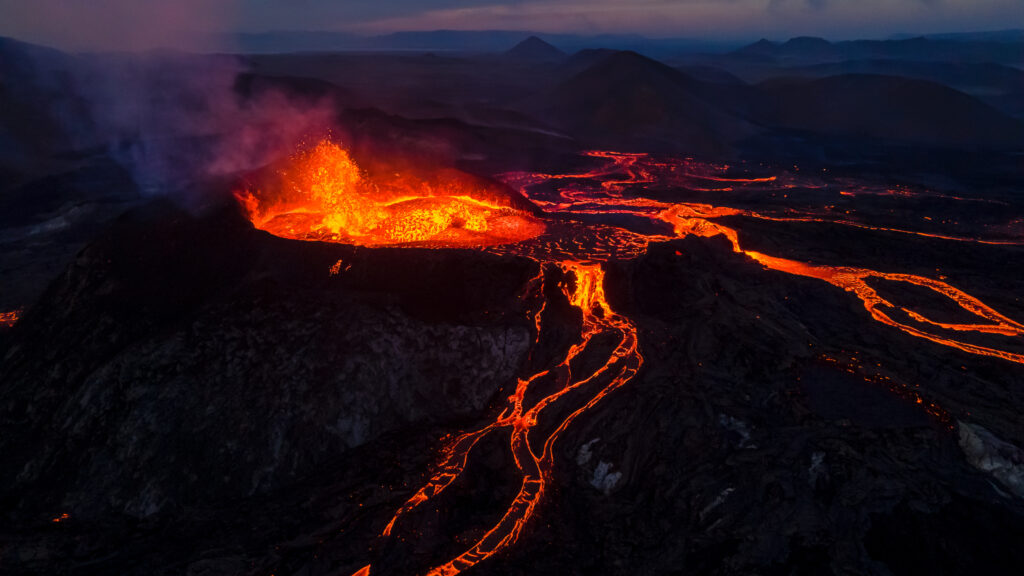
[1,198,1023,575]
[2,35,1024,576]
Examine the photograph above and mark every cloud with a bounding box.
[0,0,1020,47]
[353,0,1020,38]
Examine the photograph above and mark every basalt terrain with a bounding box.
[1,34,1024,576]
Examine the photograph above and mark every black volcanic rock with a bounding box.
[0,155,141,312]
[506,35,566,61]
[2,203,1024,576]
[525,236,1024,576]
[0,199,548,525]
[4,37,1024,576]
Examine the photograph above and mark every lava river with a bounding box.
[237,142,1024,576]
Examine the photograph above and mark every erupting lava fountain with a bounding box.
[236,140,545,248]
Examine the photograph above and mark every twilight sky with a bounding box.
[1,0,1022,50]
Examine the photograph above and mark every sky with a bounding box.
[1,0,1022,51]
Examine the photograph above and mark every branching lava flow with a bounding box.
[235,141,1024,576]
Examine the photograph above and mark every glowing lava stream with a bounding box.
[503,152,1024,366]
[657,206,1024,364]
[0,310,20,328]
[241,143,1023,576]
[378,262,642,576]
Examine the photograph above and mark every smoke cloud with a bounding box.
[5,43,339,199]
[0,3,343,201]
[73,53,338,195]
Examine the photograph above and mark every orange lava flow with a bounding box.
[741,251,1024,364]
[0,310,20,328]
[243,142,640,576]
[649,205,1024,364]
[236,140,544,248]
[377,263,642,576]
[251,146,1023,576]
[750,214,1024,247]
[502,152,1024,366]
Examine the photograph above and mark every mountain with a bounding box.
[558,48,619,76]
[740,38,777,56]
[895,29,1024,43]
[733,37,839,61]
[0,198,548,523]
[777,36,837,59]
[0,37,90,164]
[505,36,566,61]
[529,51,756,155]
[734,36,1024,65]
[675,64,745,85]
[756,74,1024,150]
[769,59,1024,118]
[224,29,739,57]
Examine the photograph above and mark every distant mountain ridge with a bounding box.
[764,58,1024,118]
[891,29,1024,43]
[531,47,1024,153]
[227,29,736,55]
[755,73,1024,150]
[734,35,1024,64]
[505,36,565,61]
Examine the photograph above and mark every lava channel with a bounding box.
[236,143,1024,576]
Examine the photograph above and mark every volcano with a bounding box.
[5,145,1024,576]
[505,36,566,62]
[532,51,756,154]
[2,31,1024,576]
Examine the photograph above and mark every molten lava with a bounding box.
[499,151,1024,366]
[0,310,20,328]
[237,140,543,248]
[380,262,641,576]
[240,144,1022,576]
